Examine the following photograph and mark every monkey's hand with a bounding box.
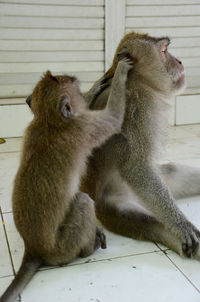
[112,57,134,89]
[177,221,200,258]
[117,47,133,63]
[116,56,134,76]
[84,74,113,107]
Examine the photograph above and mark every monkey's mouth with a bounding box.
[177,72,185,82]
[172,71,185,84]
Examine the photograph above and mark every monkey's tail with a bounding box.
[0,252,42,302]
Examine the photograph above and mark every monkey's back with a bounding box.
[12,120,86,252]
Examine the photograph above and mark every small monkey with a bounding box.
[0,58,133,302]
[81,31,200,260]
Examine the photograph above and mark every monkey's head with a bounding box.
[107,31,186,98]
[26,71,85,124]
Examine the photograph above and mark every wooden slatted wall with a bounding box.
[126,0,200,96]
[0,0,105,103]
[1,0,200,136]
[0,0,105,136]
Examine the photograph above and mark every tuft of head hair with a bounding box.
[106,31,170,77]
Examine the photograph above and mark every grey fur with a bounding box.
[81,32,200,260]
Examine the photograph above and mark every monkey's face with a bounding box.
[26,72,85,123]
[159,39,185,93]
[115,32,186,98]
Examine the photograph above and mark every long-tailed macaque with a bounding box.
[82,31,200,260]
[0,58,133,302]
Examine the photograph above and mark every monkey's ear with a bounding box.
[60,97,73,119]
[26,95,32,108]
[156,38,170,52]
[45,70,59,83]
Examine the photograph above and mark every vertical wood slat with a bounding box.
[105,0,125,70]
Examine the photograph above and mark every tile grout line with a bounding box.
[0,207,22,301]
[166,254,200,294]
[157,242,200,295]
[0,274,14,279]
[0,206,16,276]
[39,249,162,272]
[1,211,12,215]
[155,242,200,294]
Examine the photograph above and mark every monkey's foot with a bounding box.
[95,228,107,250]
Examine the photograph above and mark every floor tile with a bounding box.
[0,276,15,297]
[3,213,25,272]
[168,125,194,139]
[172,158,200,167]
[3,213,159,273]
[68,231,158,269]
[177,196,200,230]
[1,126,200,302]
[157,195,200,252]
[0,213,13,277]
[181,125,200,138]
[168,125,200,139]
[0,153,20,213]
[21,252,200,302]
[166,137,200,162]
[166,251,200,292]
[0,137,22,153]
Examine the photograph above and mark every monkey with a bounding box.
[0,57,133,302]
[81,31,200,260]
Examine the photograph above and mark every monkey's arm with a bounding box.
[78,58,133,150]
[105,58,132,121]
[83,74,112,108]
[120,161,200,257]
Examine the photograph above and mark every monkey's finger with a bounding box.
[117,51,132,62]
[122,57,134,67]
[182,233,199,257]
[117,46,129,60]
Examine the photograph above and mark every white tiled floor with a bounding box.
[1,125,200,302]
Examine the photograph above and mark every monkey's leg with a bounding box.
[119,161,200,258]
[96,196,183,256]
[159,162,200,199]
[45,192,102,265]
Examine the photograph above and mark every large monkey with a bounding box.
[0,58,133,302]
[82,31,200,260]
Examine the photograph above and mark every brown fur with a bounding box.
[1,58,133,302]
[82,31,200,261]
